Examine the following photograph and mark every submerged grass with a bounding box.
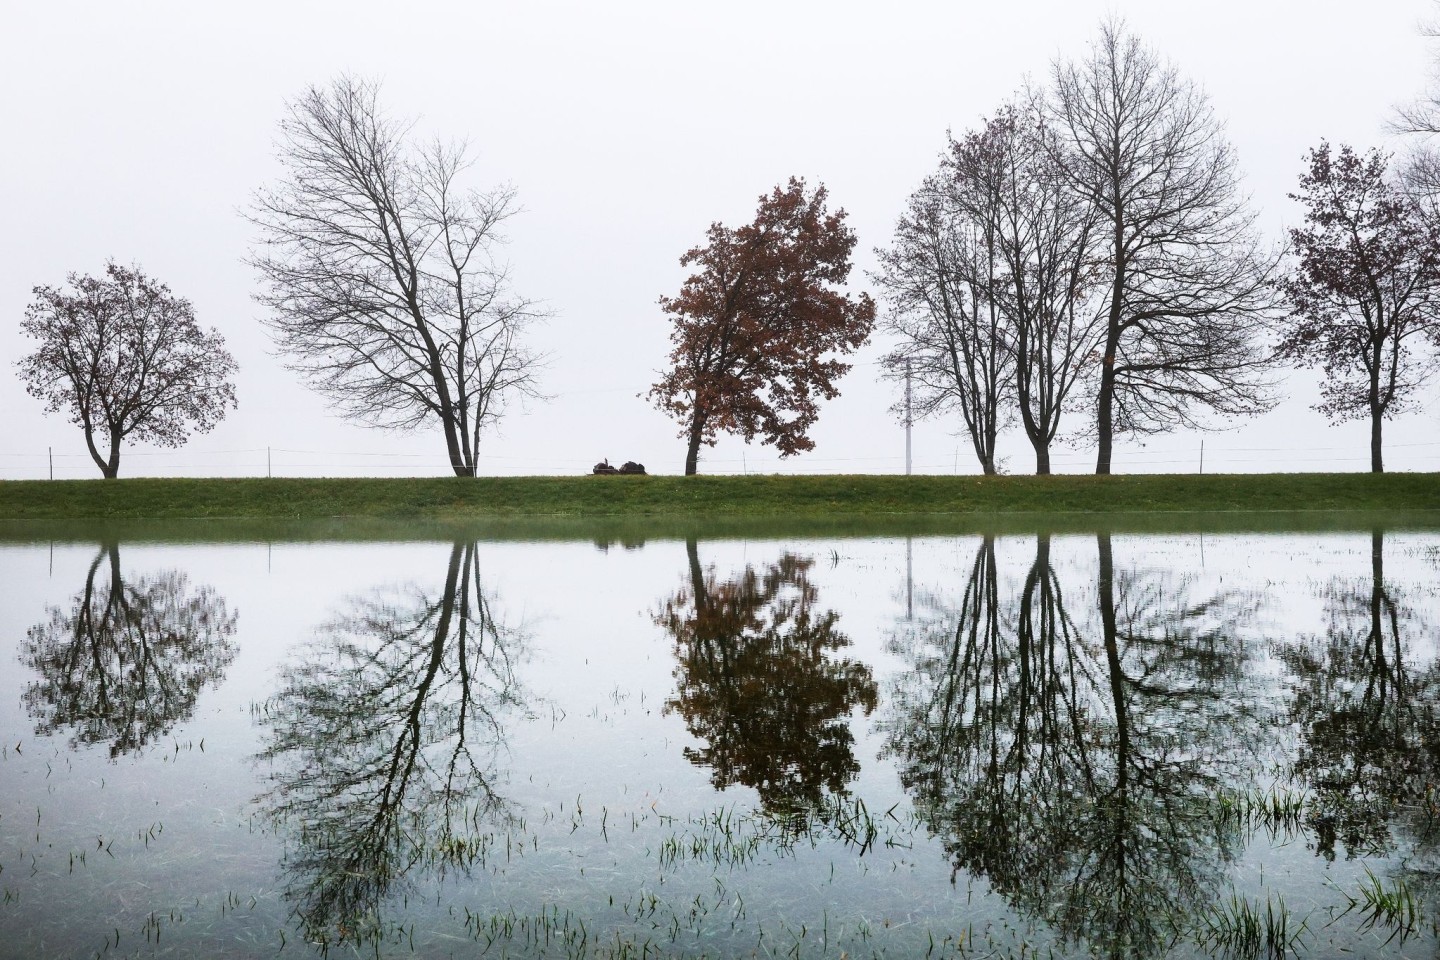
[1336,869,1425,945]
[0,472,1437,522]
[1195,892,1310,959]
[1214,787,1310,839]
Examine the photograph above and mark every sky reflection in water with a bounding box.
[1,525,1439,959]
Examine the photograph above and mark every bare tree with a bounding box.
[877,108,1104,476]
[1392,5,1440,139]
[972,108,1106,474]
[1047,21,1281,474]
[1390,10,1440,214]
[882,534,1261,955]
[875,152,1011,475]
[257,540,527,947]
[17,263,237,478]
[248,77,546,477]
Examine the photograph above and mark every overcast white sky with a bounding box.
[3,1,1438,479]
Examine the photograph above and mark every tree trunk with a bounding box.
[1096,218,1125,477]
[83,422,120,479]
[1097,532,1128,791]
[1095,357,1116,475]
[106,542,123,598]
[1032,440,1051,476]
[1371,529,1384,610]
[1367,341,1385,474]
[428,372,469,476]
[686,538,706,617]
[1014,360,1052,476]
[447,413,475,476]
[684,407,706,476]
[444,411,473,477]
[408,302,470,478]
[969,423,997,475]
[100,434,121,478]
[1370,405,1384,474]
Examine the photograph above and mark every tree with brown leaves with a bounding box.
[17,263,237,478]
[648,178,875,475]
[1279,143,1440,473]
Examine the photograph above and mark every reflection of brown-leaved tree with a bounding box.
[1277,530,1440,860]
[657,540,878,814]
[21,543,238,758]
[886,534,1259,957]
[256,541,528,948]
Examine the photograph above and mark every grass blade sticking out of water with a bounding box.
[1335,868,1423,946]
[1213,787,1308,840]
[1194,892,1309,959]
[654,796,919,873]
[788,794,881,855]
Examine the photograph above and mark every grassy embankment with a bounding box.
[0,473,1436,522]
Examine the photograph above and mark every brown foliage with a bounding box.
[648,178,875,475]
[656,544,877,813]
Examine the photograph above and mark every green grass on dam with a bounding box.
[0,472,1436,522]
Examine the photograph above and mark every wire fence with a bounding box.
[2,439,1438,479]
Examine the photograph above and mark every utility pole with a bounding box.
[1199,439,1204,475]
[904,357,913,476]
[48,446,53,481]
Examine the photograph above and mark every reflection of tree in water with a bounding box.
[885,534,1261,957]
[657,539,877,814]
[21,543,238,757]
[1277,530,1440,861]
[256,541,528,948]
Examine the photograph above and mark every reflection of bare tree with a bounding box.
[657,539,877,814]
[1278,530,1440,860]
[886,534,1259,957]
[21,543,238,757]
[256,541,528,948]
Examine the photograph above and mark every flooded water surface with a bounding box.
[2,521,1439,959]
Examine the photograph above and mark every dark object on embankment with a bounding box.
[592,460,646,475]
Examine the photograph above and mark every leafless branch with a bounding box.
[247,76,548,476]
